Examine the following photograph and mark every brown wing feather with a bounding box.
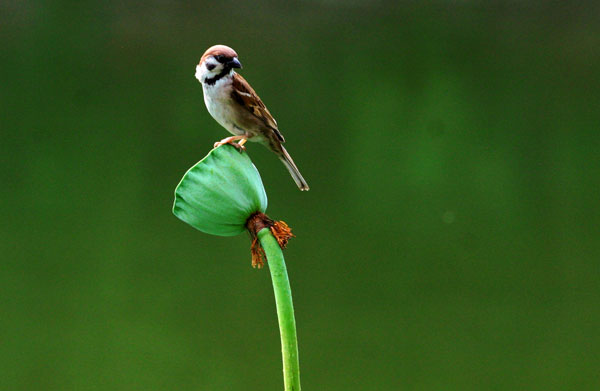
[231,73,285,142]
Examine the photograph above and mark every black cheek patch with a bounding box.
[206,63,216,71]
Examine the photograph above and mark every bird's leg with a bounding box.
[213,135,248,152]
[213,135,245,148]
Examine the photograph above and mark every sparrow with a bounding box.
[195,44,309,191]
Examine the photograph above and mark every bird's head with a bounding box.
[196,45,242,84]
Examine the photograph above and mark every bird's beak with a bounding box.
[228,58,242,69]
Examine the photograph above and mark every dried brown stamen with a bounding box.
[250,237,266,268]
[246,212,294,268]
[271,221,294,249]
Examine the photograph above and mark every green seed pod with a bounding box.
[173,145,268,236]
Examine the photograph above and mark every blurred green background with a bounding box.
[2,1,599,390]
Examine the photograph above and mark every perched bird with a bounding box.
[195,44,309,191]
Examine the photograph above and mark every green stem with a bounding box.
[258,228,301,391]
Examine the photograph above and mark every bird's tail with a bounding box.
[278,145,309,191]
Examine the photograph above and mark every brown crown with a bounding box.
[200,45,239,64]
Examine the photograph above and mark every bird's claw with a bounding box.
[231,142,246,152]
[213,140,246,152]
[214,137,247,153]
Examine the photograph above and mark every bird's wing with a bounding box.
[230,73,285,142]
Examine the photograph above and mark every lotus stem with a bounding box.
[258,228,301,391]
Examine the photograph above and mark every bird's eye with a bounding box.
[215,55,225,62]
[206,63,216,71]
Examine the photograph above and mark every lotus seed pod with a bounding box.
[173,145,268,236]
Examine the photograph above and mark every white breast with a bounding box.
[199,71,244,136]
